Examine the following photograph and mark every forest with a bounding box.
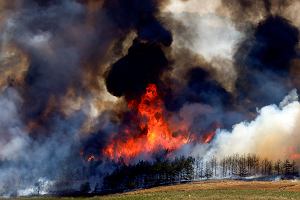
[97,154,299,194]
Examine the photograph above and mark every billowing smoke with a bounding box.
[235,15,299,110]
[212,91,300,161]
[106,40,169,98]
[0,0,300,196]
[183,90,300,162]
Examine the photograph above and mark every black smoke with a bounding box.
[164,67,231,112]
[104,0,172,99]
[242,15,298,71]
[103,0,172,46]
[1,0,300,196]
[106,39,169,98]
[235,15,299,110]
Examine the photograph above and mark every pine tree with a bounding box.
[274,160,282,175]
[291,160,298,176]
[238,155,248,177]
[283,159,292,176]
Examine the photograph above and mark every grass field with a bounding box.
[16,180,300,200]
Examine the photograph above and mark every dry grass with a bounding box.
[135,180,300,192]
[14,180,300,200]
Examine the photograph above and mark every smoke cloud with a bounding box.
[205,90,300,164]
[0,0,300,196]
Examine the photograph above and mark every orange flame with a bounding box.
[290,153,300,160]
[202,130,216,144]
[201,122,220,144]
[288,146,300,160]
[103,84,189,162]
[87,155,96,162]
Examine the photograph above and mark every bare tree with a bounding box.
[291,160,298,176]
[283,159,292,176]
[199,159,204,179]
[274,160,282,176]
[238,155,248,177]
[205,161,213,179]
[195,155,204,179]
[220,157,228,177]
[210,156,217,177]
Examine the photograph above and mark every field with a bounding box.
[15,180,300,200]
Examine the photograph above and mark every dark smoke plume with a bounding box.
[1,0,300,196]
[163,67,231,112]
[103,0,172,46]
[104,0,172,98]
[105,39,169,98]
[235,15,299,109]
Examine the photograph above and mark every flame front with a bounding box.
[104,84,189,162]
[202,130,216,144]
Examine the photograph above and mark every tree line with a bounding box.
[97,153,299,193]
[101,156,194,193]
[195,154,299,179]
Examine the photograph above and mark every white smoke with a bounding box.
[18,178,54,196]
[164,0,242,91]
[164,0,222,16]
[199,90,300,162]
[0,87,85,196]
[166,0,242,62]
[0,87,29,160]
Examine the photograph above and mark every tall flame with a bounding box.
[104,84,189,162]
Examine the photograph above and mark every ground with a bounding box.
[15,180,300,200]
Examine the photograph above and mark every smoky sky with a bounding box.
[105,39,169,99]
[103,0,172,45]
[1,0,300,196]
[235,15,299,110]
[163,67,231,112]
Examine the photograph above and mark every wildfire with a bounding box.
[288,146,300,160]
[104,84,189,162]
[87,155,96,162]
[202,130,216,144]
[290,153,300,160]
[201,122,220,144]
